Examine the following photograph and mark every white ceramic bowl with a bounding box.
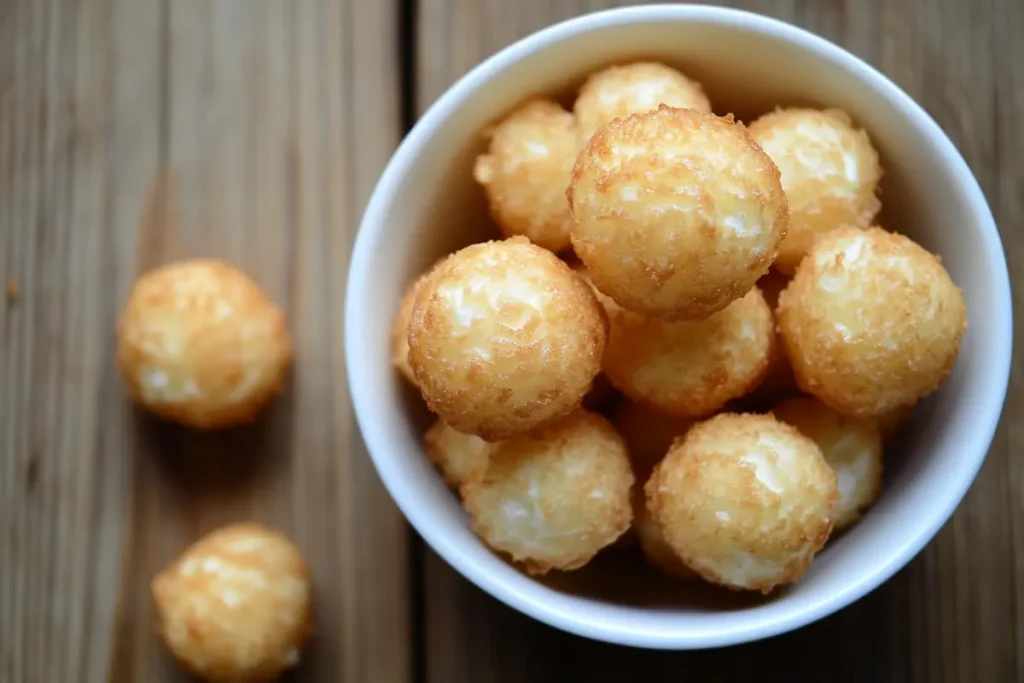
[345,5,1012,649]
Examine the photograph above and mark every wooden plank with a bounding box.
[415,1,1020,680]
[0,0,410,680]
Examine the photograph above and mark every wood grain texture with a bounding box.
[0,0,410,681]
[416,1,1023,681]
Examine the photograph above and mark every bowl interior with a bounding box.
[348,8,1010,648]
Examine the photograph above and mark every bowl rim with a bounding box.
[345,3,1013,649]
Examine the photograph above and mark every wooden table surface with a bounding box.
[1,0,1020,681]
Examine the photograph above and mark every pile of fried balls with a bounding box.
[397,61,967,591]
[111,60,966,681]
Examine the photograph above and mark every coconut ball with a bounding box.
[602,287,775,417]
[613,399,694,482]
[749,108,882,275]
[116,259,292,429]
[151,523,312,682]
[633,491,697,580]
[473,100,578,252]
[647,413,838,593]
[461,410,634,574]
[777,227,967,416]
[569,106,788,320]
[773,396,883,531]
[424,420,493,490]
[574,61,712,147]
[408,237,607,440]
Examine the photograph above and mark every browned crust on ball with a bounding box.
[151,523,312,682]
[777,227,967,416]
[407,237,608,441]
[646,413,837,593]
[748,108,882,275]
[568,106,788,321]
[461,410,634,574]
[601,287,775,417]
[473,99,578,252]
[116,259,293,430]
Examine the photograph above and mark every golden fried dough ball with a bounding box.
[647,413,837,593]
[773,396,883,531]
[461,410,634,574]
[602,287,775,417]
[633,491,697,580]
[152,524,312,682]
[116,260,292,429]
[424,420,493,489]
[391,271,433,385]
[749,108,882,275]
[408,237,607,441]
[777,227,967,416]
[569,106,788,320]
[574,61,712,147]
[473,100,578,252]
[613,399,693,481]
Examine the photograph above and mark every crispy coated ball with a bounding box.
[777,227,967,416]
[647,413,838,593]
[151,524,312,682]
[634,491,697,580]
[461,410,634,574]
[116,259,292,429]
[408,237,607,441]
[391,271,433,386]
[473,100,578,252]
[424,420,493,489]
[569,106,788,320]
[574,61,712,147]
[613,399,694,482]
[749,108,882,275]
[602,287,775,417]
[773,396,883,531]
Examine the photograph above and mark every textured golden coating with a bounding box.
[777,227,967,416]
[613,399,694,482]
[408,237,607,441]
[473,100,578,252]
[602,287,775,417]
[461,410,634,574]
[116,259,292,429]
[424,420,493,489]
[569,106,788,320]
[151,524,312,682]
[391,271,433,385]
[773,396,883,531]
[749,108,882,275]
[574,61,712,147]
[633,490,697,580]
[647,413,838,593]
